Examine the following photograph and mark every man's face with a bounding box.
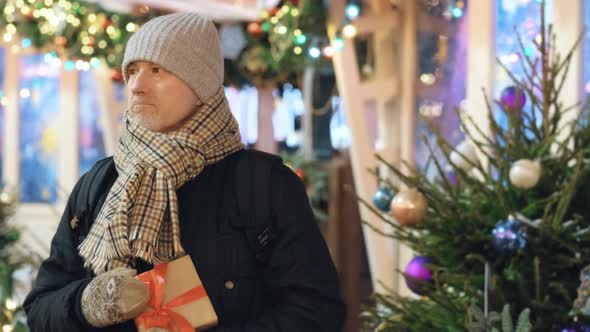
[126,60,202,133]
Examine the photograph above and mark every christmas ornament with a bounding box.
[445,169,458,187]
[404,256,433,295]
[0,190,15,206]
[491,218,527,255]
[509,159,542,189]
[247,22,264,39]
[294,168,305,181]
[373,187,394,213]
[269,6,280,17]
[390,188,427,226]
[500,86,527,110]
[7,229,19,242]
[111,68,123,82]
[102,19,112,29]
[573,265,590,317]
[449,140,478,171]
[54,36,68,47]
[557,323,590,332]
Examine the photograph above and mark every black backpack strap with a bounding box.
[235,149,282,264]
[75,157,117,231]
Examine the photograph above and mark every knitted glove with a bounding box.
[81,267,150,327]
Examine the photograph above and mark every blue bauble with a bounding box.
[373,187,394,212]
[491,219,527,255]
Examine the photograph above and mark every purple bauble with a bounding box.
[404,256,433,295]
[446,170,458,187]
[500,86,527,110]
[558,323,590,332]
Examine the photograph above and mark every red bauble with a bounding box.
[294,168,305,181]
[269,6,280,17]
[54,36,68,47]
[102,19,112,29]
[111,68,123,82]
[247,22,264,38]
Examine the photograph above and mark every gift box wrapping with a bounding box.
[135,255,218,332]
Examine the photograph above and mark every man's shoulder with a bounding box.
[82,156,115,178]
[238,149,283,165]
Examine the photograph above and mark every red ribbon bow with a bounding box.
[135,261,208,332]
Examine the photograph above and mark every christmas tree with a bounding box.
[362,2,590,331]
[0,188,34,332]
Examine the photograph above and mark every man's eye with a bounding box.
[152,67,161,73]
[128,69,137,75]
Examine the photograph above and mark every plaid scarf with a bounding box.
[78,87,244,274]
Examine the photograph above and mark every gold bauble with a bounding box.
[0,191,15,206]
[390,188,427,226]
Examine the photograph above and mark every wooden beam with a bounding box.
[551,0,583,149]
[359,77,398,99]
[254,85,277,153]
[465,0,495,168]
[354,12,399,35]
[2,44,19,192]
[397,0,418,296]
[57,66,79,197]
[329,0,397,293]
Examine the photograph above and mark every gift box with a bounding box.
[135,255,218,332]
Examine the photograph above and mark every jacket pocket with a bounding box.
[217,233,263,322]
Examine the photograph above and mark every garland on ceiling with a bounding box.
[226,0,331,87]
[0,0,157,81]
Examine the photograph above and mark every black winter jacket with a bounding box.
[23,149,346,331]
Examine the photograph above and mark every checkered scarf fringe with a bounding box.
[78,87,244,274]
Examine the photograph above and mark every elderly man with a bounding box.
[24,12,345,332]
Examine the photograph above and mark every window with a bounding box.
[19,54,60,203]
[79,70,106,175]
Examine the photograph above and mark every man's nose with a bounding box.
[129,69,151,95]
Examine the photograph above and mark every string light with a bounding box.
[342,24,357,38]
[4,299,16,311]
[451,7,463,18]
[64,60,75,71]
[20,88,31,99]
[308,47,321,59]
[293,46,302,55]
[3,33,13,42]
[291,8,300,17]
[90,57,101,68]
[345,4,360,20]
[333,37,344,51]
[5,24,16,34]
[322,45,335,59]
[22,38,31,48]
[277,25,287,34]
[125,22,136,32]
[295,34,307,44]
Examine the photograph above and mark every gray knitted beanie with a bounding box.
[122,13,224,101]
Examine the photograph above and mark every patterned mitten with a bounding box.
[81,267,150,327]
